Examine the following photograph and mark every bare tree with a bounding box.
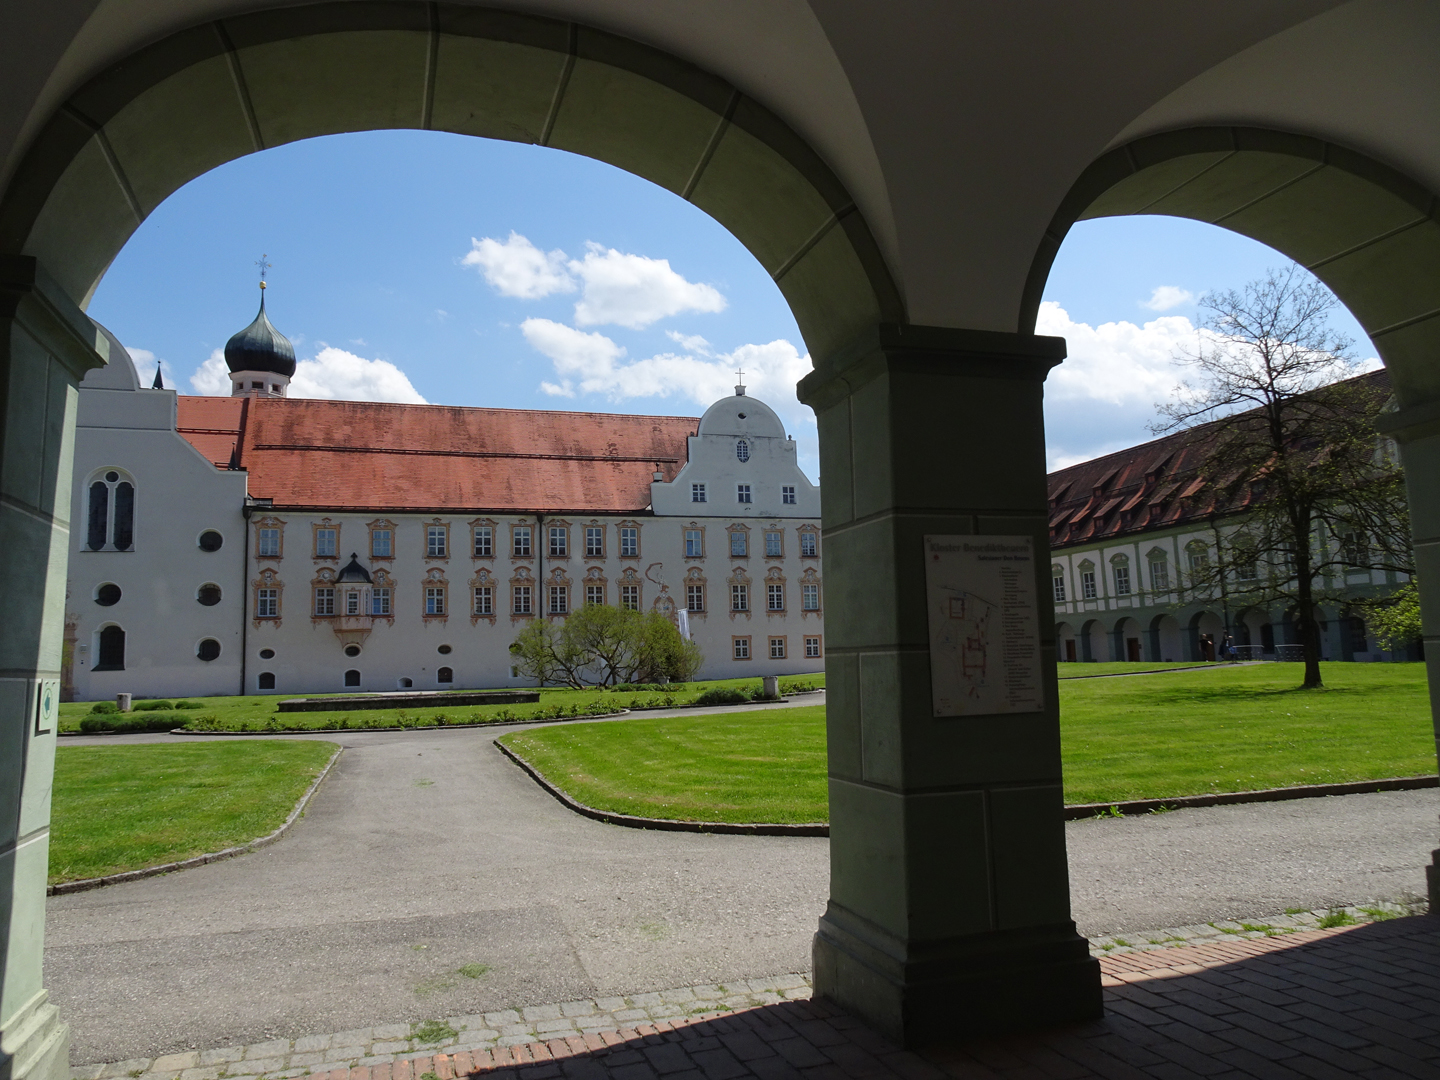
[1154,267,1411,689]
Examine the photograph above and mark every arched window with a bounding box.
[85,470,136,551]
[736,439,750,462]
[257,672,276,690]
[344,669,361,687]
[95,625,125,671]
[437,666,453,684]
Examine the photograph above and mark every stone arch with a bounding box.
[1187,609,1225,662]
[1148,613,1182,663]
[0,1,901,363]
[1054,620,1078,663]
[1078,617,1105,663]
[1027,126,1440,406]
[1111,615,1142,663]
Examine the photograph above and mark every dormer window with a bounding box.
[736,440,750,462]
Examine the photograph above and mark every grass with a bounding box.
[50,740,337,884]
[57,674,824,734]
[501,663,1436,823]
[500,705,828,824]
[1057,661,1225,678]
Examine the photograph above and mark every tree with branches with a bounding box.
[508,603,703,687]
[1154,266,1411,689]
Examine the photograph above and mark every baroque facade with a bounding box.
[64,299,823,701]
[1048,374,1412,665]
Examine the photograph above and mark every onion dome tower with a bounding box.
[225,262,295,398]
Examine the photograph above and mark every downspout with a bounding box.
[241,501,252,696]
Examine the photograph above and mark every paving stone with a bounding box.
[658,990,696,1005]
[71,1066,106,1080]
[199,1048,246,1067]
[326,1047,366,1063]
[178,1067,221,1080]
[242,1043,291,1062]
[485,1011,523,1028]
[560,1001,599,1017]
[291,1037,330,1055]
[372,1025,411,1041]
[372,1042,410,1055]
[613,1011,649,1024]
[286,1054,325,1069]
[523,1005,564,1023]
[239,1059,285,1075]
[99,1067,154,1080]
[152,1056,200,1074]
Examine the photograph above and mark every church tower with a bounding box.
[225,272,296,398]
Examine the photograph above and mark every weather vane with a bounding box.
[256,254,272,289]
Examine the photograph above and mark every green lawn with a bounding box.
[1058,661,1224,678]
[50,740,338,884]
[58,673,825,734]
[501,663,1438,823]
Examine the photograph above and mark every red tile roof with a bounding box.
[174,397,698,513]
[1047,369,1391,549]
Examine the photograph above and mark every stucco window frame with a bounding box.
[769,636,787,660]
[367,518,397,560]
[424,518,451,561]
[617,521,641,560]
[764,528,785,559]
[312,519,341,562]
[732,635,752,661]
[684,523,706,559]
[370,568,396,621]
[511,522,534,560]
[584,522,606,559]
[252,567,283,627]
[797,526,819,559]
[422,567,450,621]
[804,634,822,659]
[254,516,285,561]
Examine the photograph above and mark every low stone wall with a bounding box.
[277,690,540,713]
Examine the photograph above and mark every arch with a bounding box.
[1028,126,1440,406]
[94,624,125,670]
[1187,610,1225,662]
[257,671,276,690]
[83,467,136,551]
[437,666,453,684]
[0,2,900,363]
[1078,617,1104,663]
[1148,613,1182,663]
[344,669,361,687]
[1054,621,1078,663]
[1112,616,1142,663]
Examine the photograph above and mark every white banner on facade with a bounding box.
[923,535,1044,717]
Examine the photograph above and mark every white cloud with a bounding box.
[124,345,171,388]
[188,346,427,404]
[1141,285,1195,311]
[462,232,575,299]
[190,349,231,395]
[568,243,726,329]
[666,330,712,355]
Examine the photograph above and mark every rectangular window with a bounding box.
[257,588,278,617]
[800,532,818,557]
[549,585,568,614]
[1150,561,1169,592]
[258,527,280,557]
[371,529,392,558]
[585,526,604,557]
[733,636,750,660]
[730,532,748,557]
[1052,575,1066,603]
[1081,571,1097,600]
[804,636,821,658]
[685,529,703,557]
[586,584,604,606]
[549,526,568,558]
[765,531,783,557]
[513,585,532,614]
[1342,530,1369,568]
[1236,561,1258,582]
[1188,551,1209,572]
[425,587,446,615]
[473,526,492,558]
[687,584,705,612]
[802,583,819,611]
[426,525,447,558]
[769,637,786,659]
[345,591,360,615]
[315,528,337,558]
[732,584,749,612]
[473,586,493,615]
[314,587,335,616]
[1114,566,1131,595]
[737,484,752,504]
[513,527,532,558]
[620,584,639,611]
[768,583,785,611]
[782,486,796,505]
[620,526,638,557]
[372,588,391,616]
[1349,616,1368,652]
[692,483,707,503]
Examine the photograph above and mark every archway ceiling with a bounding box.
[7,1,1440,366]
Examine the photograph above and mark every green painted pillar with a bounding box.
[0,256,105,1080]
[798,325,1100,1046]
[1376,402,1440,909]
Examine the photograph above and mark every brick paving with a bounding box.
[79,915,1440,1080]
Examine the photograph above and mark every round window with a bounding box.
[437,644,452,655]
[259,648,275,660]
[197,584,222,606]
[197,639,221,661]
[198,530,223,552]
[95,583,121,606]
[105,470,119,483]
[344,644,361,658]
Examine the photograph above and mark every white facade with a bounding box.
[65,337,249,701]
[64,373,824,699]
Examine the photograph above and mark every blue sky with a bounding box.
[89,129,1376,479]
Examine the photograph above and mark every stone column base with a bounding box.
[1427,849,1440,913]
[813,903,1102,1047]
[1,991,70,1080]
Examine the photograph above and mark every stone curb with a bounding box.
[47,746,344,896]
[494,740,828,837]
[1065,773,1439,819]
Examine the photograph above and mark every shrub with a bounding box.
[79,712,188,734]
[132,700,174,711]
[88,701,118,714]
[694,687,748,706]
[173,700,205,710]
[612,682,686,693]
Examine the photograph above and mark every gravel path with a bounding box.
[47,704,1438,1063]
